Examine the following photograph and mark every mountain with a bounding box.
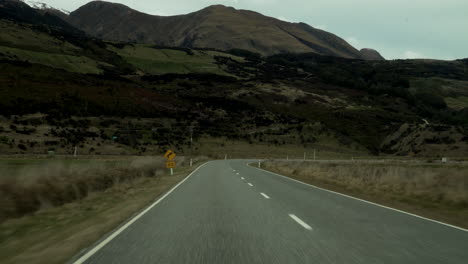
[2,0,468,157]
[0,0,77,33]
[66,1,374,59]
[359,48,385,61]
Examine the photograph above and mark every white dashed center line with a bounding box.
[241,177,245,180]
[248,183,253,187]
[236,173,239,175]
[289,214,313,230]
[260,193,270,199]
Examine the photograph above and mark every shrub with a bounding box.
[0,136,9,144]
[18,143,27,151]
[417,93,447,109]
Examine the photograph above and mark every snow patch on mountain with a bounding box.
[23,0,70,14]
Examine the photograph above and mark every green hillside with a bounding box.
[1,3,468,158]
[108,44,243,75]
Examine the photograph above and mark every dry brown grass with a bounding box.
[0,157,207,264]
[263,160,468,227]
[0,156,197,222]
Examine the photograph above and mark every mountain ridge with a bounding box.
[65,1,381,59]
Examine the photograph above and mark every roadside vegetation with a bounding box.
[0,156,207,264]
[0,156,202,222]
[262,160,468,228]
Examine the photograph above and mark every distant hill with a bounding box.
[359,48,385,61]
[66,1,377,59]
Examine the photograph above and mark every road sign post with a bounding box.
[164,150,177,175]
[164,150,176,161]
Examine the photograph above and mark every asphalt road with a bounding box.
[73,160,468,264]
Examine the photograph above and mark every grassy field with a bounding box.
[0,156,131,178]
[0,20,108,74]
[262,160,468,229]
[108,44,240,75]
[0,46,106,74]
[0,156,207,263]
[0,20,80,54]
[445,96,468,110]
[195,137,370,160]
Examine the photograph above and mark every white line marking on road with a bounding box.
[248,183,253,187]
[289,214,313,230]
[241,177,245,180]
[236,173,239,175]
[250,165,468,233]
[72,162,209,264]
[233,169,236,172]
[260,193,270,199]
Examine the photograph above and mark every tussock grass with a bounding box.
[263,161,468,208]
[0,156,195,222]
[0,157,207,264]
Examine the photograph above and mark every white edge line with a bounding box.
[73,162,209,264]
[249,164,468,233]
[248,183,253,187]
[260,192,270,199]
[289,214,313,230]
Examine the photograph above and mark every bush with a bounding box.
[0,136,9,144]
[18,143,27,151]
[416,93,447,109]
[228,48,262,62]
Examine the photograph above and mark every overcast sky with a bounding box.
[32,0,468,60]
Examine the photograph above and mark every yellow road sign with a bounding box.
[164,150,176,160]
[166,161,176,169]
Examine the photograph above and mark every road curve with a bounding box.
[71,160,468,264]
